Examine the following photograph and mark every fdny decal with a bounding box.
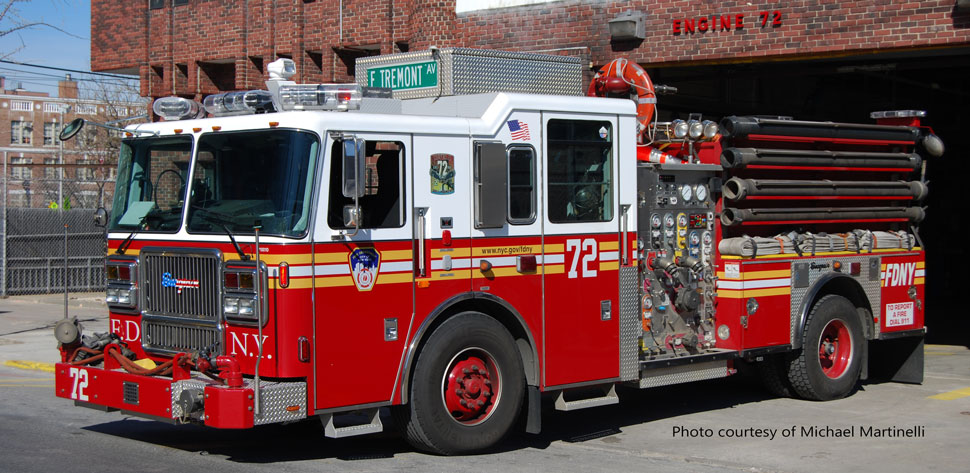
[883,262,917,287]
[885,302,914,327]
[430,153,455,195]
[229,332,271,359]
[350,248,381,291]
[161,272,200,294]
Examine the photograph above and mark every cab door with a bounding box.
[541,114,621,388]
[469,112,544,368]
[313,132,414,410]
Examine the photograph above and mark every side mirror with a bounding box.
[59,118,86,142]
[342,205,361,228]
[93,207,108,227]
[341,138,366,198]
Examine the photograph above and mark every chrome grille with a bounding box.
[142,249,222,320]
[143,319,222,354]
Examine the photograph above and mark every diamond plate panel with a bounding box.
[356,48,582,100]
[788,255,882,346]
[638,361,729,388]
[171,378,208,421]
[171,378,307,425]
[619,266,640,382]
[253,381,307,425]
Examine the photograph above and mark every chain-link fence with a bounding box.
[1,175,113,296]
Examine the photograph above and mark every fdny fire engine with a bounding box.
[53,49,940,455]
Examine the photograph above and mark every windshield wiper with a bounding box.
[192,206,250,261]
[116,214,150,255]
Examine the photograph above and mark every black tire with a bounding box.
[757,354,795,398]
[396,312,524,455]
[788,295,864,401]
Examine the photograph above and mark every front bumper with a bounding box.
[54,363,307,428]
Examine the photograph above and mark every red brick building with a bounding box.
[0,76,139,209]
[91,0,970,341]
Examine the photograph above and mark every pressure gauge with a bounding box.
[677,214,688,227]
[664,213,675,228]
[651,213,662,228]
[689,231,701,246]
[702,231,713,246]
[694,184,708,202]
[642,294,653,310]
[680,184,693,202]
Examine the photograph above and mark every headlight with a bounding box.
[672,119,688,139]
[688,120,703,140]
[224,297,239,314]
[106,288,119,303]
[702,120,718,139]
[238,298,255,316]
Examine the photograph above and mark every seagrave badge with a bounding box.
[349,248,381,291]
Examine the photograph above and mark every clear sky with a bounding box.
[0,0,96,97]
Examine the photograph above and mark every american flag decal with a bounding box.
[507,120,531,141]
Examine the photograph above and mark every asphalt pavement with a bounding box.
[0,292,968,473]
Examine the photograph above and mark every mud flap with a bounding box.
[525,385,541,434]
[868,335,924,384]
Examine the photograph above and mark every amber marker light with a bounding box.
[269,121,279,127]
[832,261,843,272]
[212,125,222,131]
[173,128,183,134]
[193,127,202,133]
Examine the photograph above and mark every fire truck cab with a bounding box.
[54,49,935,455]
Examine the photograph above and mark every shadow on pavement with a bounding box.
[82,374,787,461]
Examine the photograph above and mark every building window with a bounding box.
[10,157,32,179]
[10,100,32,112]
[76,160,95,181]
[43,122,58,146]
[43,102,63,113]
[149,0,164,9]
[508,145,536,224]
[546,119,613,223]
[174,0,188,5]
[44,157,59,179]
[76,104,98,115]
[11,121,32,144]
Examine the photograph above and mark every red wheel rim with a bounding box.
[441,348,501,426]
[818,319,852,379]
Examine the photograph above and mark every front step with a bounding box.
[554,384,619,411]
[320,408,383,438]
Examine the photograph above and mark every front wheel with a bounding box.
[396,312,524,455]
[788,295,864,401]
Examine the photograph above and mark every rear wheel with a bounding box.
[396,312,524,455]
[788,295,864,400]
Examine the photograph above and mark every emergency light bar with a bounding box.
[152,97,203,121]
[870,110,927,119]
[278,84,362,111]
[203,90,275,116]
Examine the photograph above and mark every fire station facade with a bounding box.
[90,0,970,340]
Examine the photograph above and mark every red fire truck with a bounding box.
[53,49,940,455]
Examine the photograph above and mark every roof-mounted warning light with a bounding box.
[203,90,275,116]
[870,110,926,127]
[278,84,362,111]
[153,97,204,121]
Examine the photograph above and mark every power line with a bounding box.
[0,59,138,80]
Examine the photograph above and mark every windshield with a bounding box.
[186,129,319,238]
[109,136,194,232]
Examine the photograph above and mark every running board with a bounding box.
[320,408,383,438]
[554,384,619,411]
